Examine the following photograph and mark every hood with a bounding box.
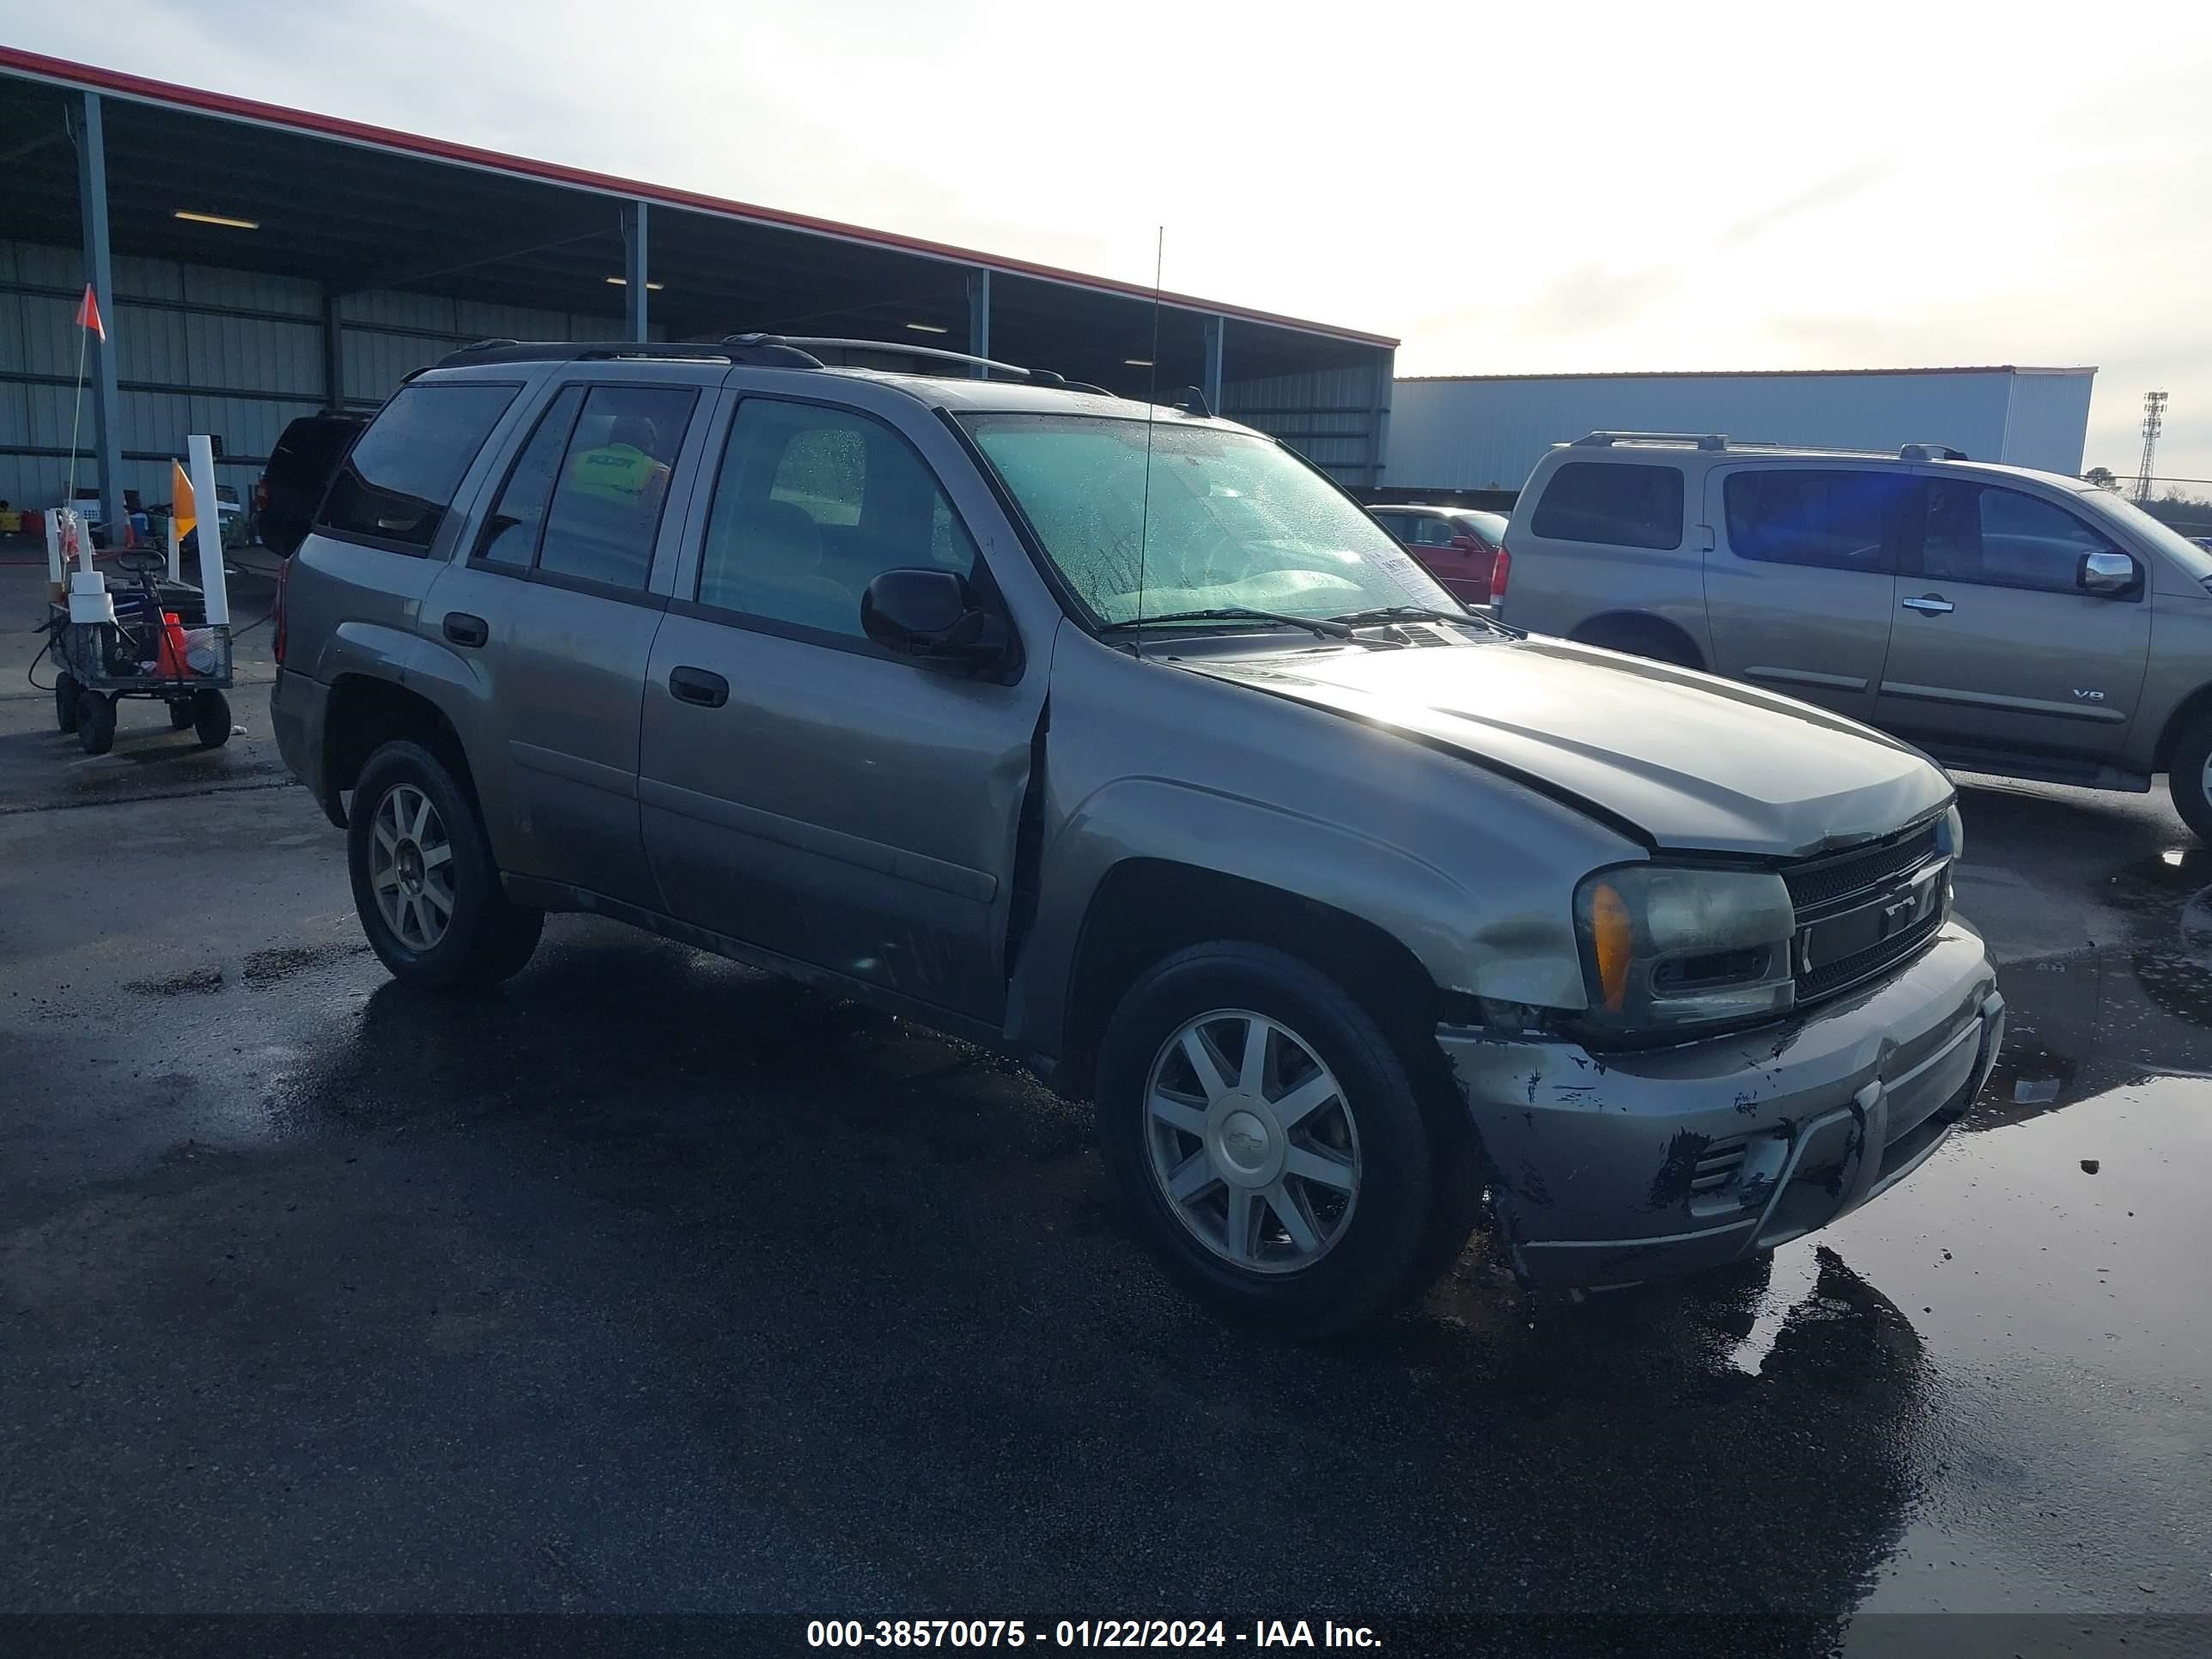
[1182,635,1952,858]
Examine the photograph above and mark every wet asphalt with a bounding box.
[1,561,2207,1644]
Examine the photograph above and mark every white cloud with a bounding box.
[9,0,2212,481]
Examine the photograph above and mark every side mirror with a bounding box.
[2078,550,2141,598]
[1449,534,1486,554]
[860,568,1010,672]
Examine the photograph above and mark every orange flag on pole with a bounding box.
[75,284,105,341]
[172,460,196,546]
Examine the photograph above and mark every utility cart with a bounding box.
[46,546,235,756]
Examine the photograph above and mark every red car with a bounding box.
[1368,504,1509,606]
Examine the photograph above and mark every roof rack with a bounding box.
[1571,430,1731,451]
[1569,430,1973,463]
[726,333,1048,380]
[431,337,822,371]
[426,333,1148,403]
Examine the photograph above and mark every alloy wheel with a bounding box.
[368,782,456,951]
[1144,1008,1362,1274]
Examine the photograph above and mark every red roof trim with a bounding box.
[1398,365,2095,383]
[0,46,1398,349]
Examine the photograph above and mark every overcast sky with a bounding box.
[13,1,2212,482]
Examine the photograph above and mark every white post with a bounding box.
[45,507,65,586]
[187,434,229,627]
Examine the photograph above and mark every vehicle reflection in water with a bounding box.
[1981,848,2212,1121]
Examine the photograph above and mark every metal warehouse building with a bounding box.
[0,47,1396,534]
[1386,367,2097,497]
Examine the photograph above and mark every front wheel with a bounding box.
[54,670,80,733]
[1097,943,1442,1337]
[348,739,543,989]
[2171,713,2212,842]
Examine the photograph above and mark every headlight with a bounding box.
[1937,804,1964,863]
[1573,864,1796,1038]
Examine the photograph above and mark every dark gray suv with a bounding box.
[272,337,2003,1334]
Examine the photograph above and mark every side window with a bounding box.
[536,385,696,591]
[696,400,979,641]
[316,381,519,550]
[1921,482,2117,594]
[1370,511,1411,541]
[1411,516,1460,548]
[475,386,583,568]
[1528,462,1684,550]
[1723,469,1911,572]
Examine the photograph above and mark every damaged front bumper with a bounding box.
[1437,921,2003,1290]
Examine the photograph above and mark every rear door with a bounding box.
[638,388,1044,1023]
[422,368,715,909]
[1874,474,2153,762]
[1702,465,1911,722]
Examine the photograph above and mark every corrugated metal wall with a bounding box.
[1220,351,1395,487]
[2000,371,2095,477]
[0,240,627,511]
[1386,370,2094,494]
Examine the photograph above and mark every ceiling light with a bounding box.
[174,210,258,230]
[605,276,665,290]
[905,322,949,334]
[1124,357,1153,367]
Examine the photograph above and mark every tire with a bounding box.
[191,689,232,748]
[1097,942,1440,1337]
[169,699,196,732]
[1575,617,1700,669]
[77,691,115,757]
[347,739,544,989]
[55,671,80,733]
[2170,711,2212,842]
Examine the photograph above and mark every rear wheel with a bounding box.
[77,691,115,756]
[1097,942,1440,1337]
[1574,617,1700,669]
[169,699,196,732]
[191,689,232,748]
[348,739,543,988]
[2169,711,2212,842]
[54,671,80,733]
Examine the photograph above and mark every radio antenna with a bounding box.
[1133,226,1163,645]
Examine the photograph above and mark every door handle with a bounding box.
[668,665,729,708]
[443,611,489,647]
[1899,594,1954,616]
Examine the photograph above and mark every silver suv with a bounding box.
[270,341,2003,1334]
[1498,432,2212,837]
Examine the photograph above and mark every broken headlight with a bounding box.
[1573,864,1796,1039]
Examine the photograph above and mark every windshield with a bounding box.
[1459,510,1510,544]
[2074,489,2212,582]
[960,414,1453,624]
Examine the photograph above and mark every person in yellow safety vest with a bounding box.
[567,416,672,512]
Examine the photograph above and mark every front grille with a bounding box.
[1784,821,1941,916]
[1796,907,1943,1002]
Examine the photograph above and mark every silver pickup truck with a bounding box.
[269,337,2003,1334]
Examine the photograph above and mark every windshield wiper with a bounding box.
[1327,605,1518,635]
[1099,607,1352,640]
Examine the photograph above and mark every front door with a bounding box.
[1701,465,1911,722]
[637,392,1045,1023]
[1875,477,2154,763]
[423,374,707,909]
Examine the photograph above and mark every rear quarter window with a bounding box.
[1528,461,1685,550]
[1723,468,1911,571]
[315,381,520,551]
